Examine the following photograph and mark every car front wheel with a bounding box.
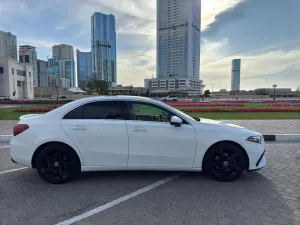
[203,143,246,182]
[35,144,81,184]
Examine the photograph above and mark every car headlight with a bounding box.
[246,136,262,144]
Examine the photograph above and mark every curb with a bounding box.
[0,135,13,143]
[1,134,300,143]
[264,134,300,142]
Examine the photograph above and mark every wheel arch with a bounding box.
[31,141,82,168]
[202,140,250,170]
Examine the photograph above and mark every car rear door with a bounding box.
[61,100,129,167]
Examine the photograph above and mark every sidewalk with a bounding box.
[0,120,299,135]
[222,120,300,134]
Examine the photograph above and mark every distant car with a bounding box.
[59,96,67,99]
[0,96,10,101]
[10,96,266,184]
[49,96,54,99]
[161,95,179,101]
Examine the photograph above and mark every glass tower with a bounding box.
[77,50,92,90]
[91,12,117,86]
[157,0,201,79]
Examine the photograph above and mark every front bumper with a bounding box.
[249,150,266,171]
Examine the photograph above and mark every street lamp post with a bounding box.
[273,84,277,100]
[54,84,59,100]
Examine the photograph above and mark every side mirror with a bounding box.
[170,116,182,127]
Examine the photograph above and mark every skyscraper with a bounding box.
[52,44,75,87]
[0,30,17,60]
[37,59,47,87]
[231,59,241,91]
[77,50,92,90]
[157,0,201,79]
[58,60,75,88]
[91,12,117,86]
[19,45,38,86]
[52,44,74,60]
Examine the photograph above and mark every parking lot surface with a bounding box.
[1,143,300,225]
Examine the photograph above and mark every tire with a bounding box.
[203,143,246,182]
[35,144,81,184]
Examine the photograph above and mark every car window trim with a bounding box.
[123,100,191,125]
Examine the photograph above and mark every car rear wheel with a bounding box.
[36,144,81,184]
[203,143,246,182]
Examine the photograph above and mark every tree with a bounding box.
[255,88,268,95]
[85,80,110,95]
[220,89,227,92]
[145,88,150,97]
[204,90,211,97]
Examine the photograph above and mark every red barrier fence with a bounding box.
[168,103,246,106]
[182,108,300,113]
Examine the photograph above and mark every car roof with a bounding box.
[40,95,193,123]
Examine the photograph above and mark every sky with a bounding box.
[0,0,299,91]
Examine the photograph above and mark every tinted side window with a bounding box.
[63,101,125,120]
[63,105,84,119]
[127,102,173,122]
[84,101,120,119]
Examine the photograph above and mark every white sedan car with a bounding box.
[10,96,266,184]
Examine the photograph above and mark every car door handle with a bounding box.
[133,127,147,132]
[72,125,87,130]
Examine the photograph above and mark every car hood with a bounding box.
[194,118,261,136]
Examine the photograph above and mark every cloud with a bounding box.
[201,0,245,31]
[200,39,300,90]
[202,0,245,37]
[54,26,65,30]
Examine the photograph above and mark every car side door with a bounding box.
[125,101,197,168]
[60,100,129,167]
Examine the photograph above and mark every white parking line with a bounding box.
[56,173,183,225]
[0,167,27,174]
[0,146,10,149]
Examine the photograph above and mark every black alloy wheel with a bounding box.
[203,143,246,182]
[36,144,80,184]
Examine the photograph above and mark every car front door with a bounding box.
[125,101,197,168]
[61,100,129,167]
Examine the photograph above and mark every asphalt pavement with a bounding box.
[0,143,299,225]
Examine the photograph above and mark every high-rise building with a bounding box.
[0,30,17,60]
[231,59,241,91]
[91,12,117,86]
[77,49,92,90]
[19,45,38,86]
[157,0,201,79]
[37,59,47,86]
[52,44,74,60]
[58,60,75,88]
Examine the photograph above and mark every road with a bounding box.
[0,143,299,225]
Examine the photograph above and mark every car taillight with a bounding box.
[13,124,29,136]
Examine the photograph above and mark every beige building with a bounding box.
[0,59,34,99]
[52,44,74,60]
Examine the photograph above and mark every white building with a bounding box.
[0,31,17,60]
[144,77,205,95]
[52,44,74,60]
[0,59,34,99]
[19,45,38,87]
[231,59,241,91]
[157,0,201,79]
